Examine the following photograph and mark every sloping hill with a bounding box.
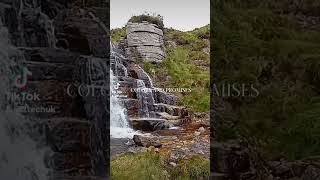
[212,0,320,160]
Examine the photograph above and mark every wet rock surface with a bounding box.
[111,118,210,167]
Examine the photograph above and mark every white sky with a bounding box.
[111,0,210,31]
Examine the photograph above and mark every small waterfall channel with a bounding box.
[110,42,181,140]
[110,43,135,139]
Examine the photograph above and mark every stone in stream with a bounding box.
[133,135,162,148]
[130,118,170,131]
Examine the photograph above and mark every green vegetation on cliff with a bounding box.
[213,0,320,160]
[143,25,210,112]
[111,27,126,43]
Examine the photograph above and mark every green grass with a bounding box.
[169,156,210,180]
[142,26,210,112]
[111,152,166,180]
[111,27,126,43]
[213,0,320,160]
[110,152,210,180]
[165,26,210,51]
[143,47,210,112]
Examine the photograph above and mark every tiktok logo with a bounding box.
[114,82,120,90]
[14,66,32,89]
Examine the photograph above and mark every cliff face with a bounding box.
[0,0,109,179]
[125,22,166,63]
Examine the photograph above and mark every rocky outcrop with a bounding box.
[124,22,166,63]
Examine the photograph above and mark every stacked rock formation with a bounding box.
[124,22,166,63]
[0,0,109,179]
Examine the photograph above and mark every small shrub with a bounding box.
[129,13,164,30]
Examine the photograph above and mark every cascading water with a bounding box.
[136,79,151,118]
[110,43,135,139]
[0,20,48,180]
[110,70,135,138]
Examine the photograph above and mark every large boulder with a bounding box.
[133,134,162,148]
[125,22,165,63]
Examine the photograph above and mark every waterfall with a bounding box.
[136,79,150,118]
[119,64,128,77]
[141,67,154,88]
[0,20,48,180]
[110,68,134,139]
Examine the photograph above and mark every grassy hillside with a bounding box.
[212,0,320,160]
[111,152,210,180]
[143,25,210,112]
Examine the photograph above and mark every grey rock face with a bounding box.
[125,22,165,63]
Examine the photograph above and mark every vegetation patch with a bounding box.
[111,27,126,43]
[143,47,210,112]
[110,152,210,180]
[169,156,210,180]
[213,0,320,160]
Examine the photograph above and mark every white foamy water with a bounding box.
[110,127,136,139]
[110,70,135,139]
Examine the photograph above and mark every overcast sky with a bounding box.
[111,0,210,31]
